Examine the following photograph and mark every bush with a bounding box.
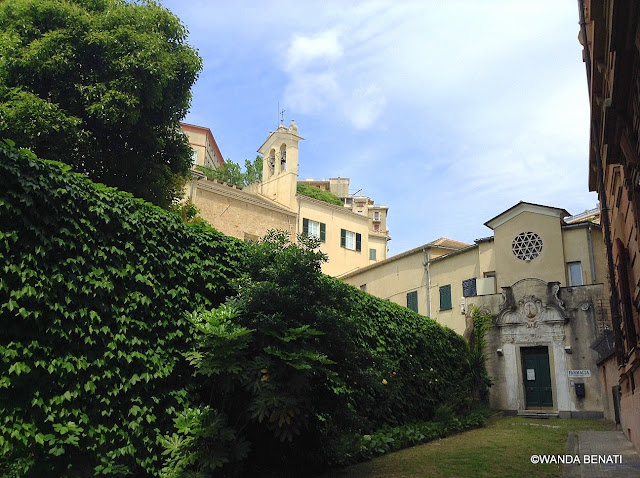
[174,231,483,475]
[0,140,246,476]
[0,140,489,476]
[297,183,344,206]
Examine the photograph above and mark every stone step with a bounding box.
[517,410,559,419]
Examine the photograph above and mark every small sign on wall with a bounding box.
[527,369,536,381]
[568,370,591,378]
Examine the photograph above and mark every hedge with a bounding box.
[0,140,246,475]
[0,141,486,476]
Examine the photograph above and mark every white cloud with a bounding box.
[285,30,343,70]
[281,16,392,129]
[344,84,387,130]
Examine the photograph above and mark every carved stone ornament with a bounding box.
[495,280,567,345]
[498,294,564,327]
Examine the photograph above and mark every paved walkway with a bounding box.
[564,430,640,477]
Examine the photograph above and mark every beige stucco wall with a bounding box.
[182,124,221,169]
[342,214,606,330]
[598,355,620,423]
[477,240,496,277]
[343,249,427,311]
[493,211,566,288]
[368,233,388,264]
[193,181,296,240]
[562,226,599,285]
[429,247,480,334]
[298,196,372,277]
[184,127,207,166]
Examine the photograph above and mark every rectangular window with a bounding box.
[407,290,418,313]
[369,248,377,260]
[439,284,452,310]
[374,211,381,221]
[191,149,198,166]
[462,278,477,297]
[340,229,361,251]
[568,262,583,286]
[303,218,326,242]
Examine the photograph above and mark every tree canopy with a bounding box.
[196,155,263,187]
[297,183,344,206]
[0,0,202,208]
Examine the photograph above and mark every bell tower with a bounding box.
[257,119,303,210]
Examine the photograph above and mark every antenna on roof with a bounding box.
[277,102,285,126]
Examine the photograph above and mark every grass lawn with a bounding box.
[322,417,613,478]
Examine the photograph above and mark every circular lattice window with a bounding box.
[512,232,543,261]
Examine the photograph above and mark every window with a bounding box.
[302,218,325,242]
[439,284,452,310]
[374,224,380,232]
[191,149,198,166]
[512,231,543,261]
[369,248,377,260]
[340,229,361,251]
[243,233,259,243]
[374,211,381,221]
[568,262,583,286]
[462,278,477,297]
[407,291,418,313]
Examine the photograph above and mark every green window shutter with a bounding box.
[340,229,346,248]
[320,222,326,242]
[439,284,452,310]
[462,278,477,297]
[407,291,418,312]
[303,218,309,235]
[355,233,362,251]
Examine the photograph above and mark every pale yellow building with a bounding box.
[343,202,611,419]
[181,122,224,169]
[185,120,390,277]
[297,177,390,264]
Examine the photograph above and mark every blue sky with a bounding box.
[159,0,596,256]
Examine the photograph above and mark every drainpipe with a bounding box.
[423,247,432,317]
[297,196,301,237]
[578,0,624,361]
[587,223,597,284]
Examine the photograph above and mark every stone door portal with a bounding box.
[522,346,553,408]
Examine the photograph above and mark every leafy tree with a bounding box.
[196,155,263,187]
[0,0,202,208]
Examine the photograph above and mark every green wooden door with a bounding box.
[522,348,553,408]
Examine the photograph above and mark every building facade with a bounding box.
[298,177,390,265]
[181,122,224,169]
[580,0,640,449]
[185,121,390,277]
[343,202,610,418]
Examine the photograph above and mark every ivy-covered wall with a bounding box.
[0,141,484,476]
[0,141,246,475]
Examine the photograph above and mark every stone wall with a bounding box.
[470,280,605,418]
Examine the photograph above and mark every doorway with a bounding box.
[521,346,553,408]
